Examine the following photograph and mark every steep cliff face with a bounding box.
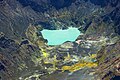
[0,0,120,38]
[17,0,76,10]
[0,35,44,80]
[0,0,120,80]
[102,6,120,35]
[96,41,120,80]
[0,1,31,40]
[0,0,45,39]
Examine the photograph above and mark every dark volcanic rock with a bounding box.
[0,35,44,80]
[102,6,120,35]
[17,0,76,11]
[17,0,50,12]
[96,41,120,80]
[0,0,46,39]
[0,0,120,80]
[50,0,76,9]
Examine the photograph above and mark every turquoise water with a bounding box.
[41,27,80,45]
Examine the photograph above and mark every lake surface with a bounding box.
[41,27,80,45]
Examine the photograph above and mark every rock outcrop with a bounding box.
[0,0,120,80]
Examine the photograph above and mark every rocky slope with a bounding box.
[0,0,120,80]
